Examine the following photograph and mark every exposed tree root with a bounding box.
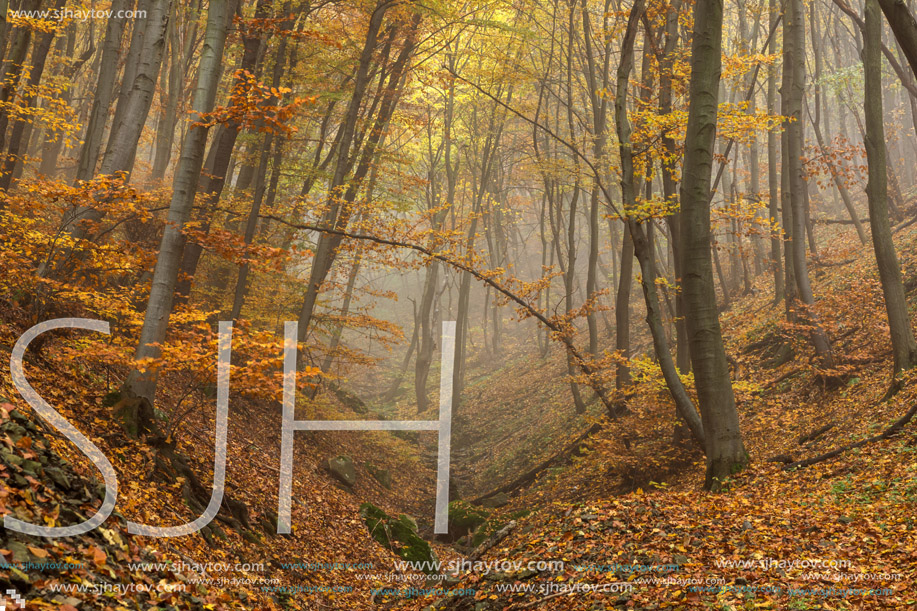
[784,403,917,471]
[470,423,602,505]
[109,390,259,541]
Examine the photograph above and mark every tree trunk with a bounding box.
[0,0,64,191]
[99,0,170,178]
[615,225,634,389]
[122,0,236,404]
[295,1,400,343]
[865,0,917,378]
[151,2,184,181]
[768,0,784,304]
[74,0,130,182]
[785,0,835,368]
[877,0,917,79]
[61,0,170,244]
[615,0,705,446]
[174,0,274,302]
[679,0,748,489]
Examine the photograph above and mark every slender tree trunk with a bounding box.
[175,0,274,302]
[615,225,634,389]
[0,0,39,153]
[785,0,835,368]
[416,66,457,413]
[295,1,401,343]
[152,2,183,181]
[0,0,64,191]
[659,0,689,372]
[768,0,784,304]
[615,0,705,445]
[122,0,236,404]
[74,0,130,183]
[320,255,363,376]
[680,0,748,489]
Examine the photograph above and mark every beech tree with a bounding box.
[679,0,747,488]
[123,0,238,404]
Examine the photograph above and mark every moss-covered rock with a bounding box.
[366,463,393,489]
[470,509,531,548]
[448,500,489,532]
[359,502,436,570]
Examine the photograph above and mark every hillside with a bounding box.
[3,0,917,609]
[2,225,916,610]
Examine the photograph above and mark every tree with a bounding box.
[123,0,239,404]
[615,0,705,446]
[49,0,171,252]
[783,0,835,369]
[74,0,131,183]
[679,0,747,489]
[864,0,917,382]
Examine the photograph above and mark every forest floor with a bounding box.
[3,227,917,610]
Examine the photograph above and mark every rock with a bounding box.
[22,459,42,476]
[442,574,462,586]
[479,492,509,508]
[8,541,34,564]
[366,463,393,489]
[45,466,70,489]
[2,450,23,467]
[398,514,418,533]
[52,596,82,608]
[360,502,436,568]
[327,455,357,487]
[449,501,489,532]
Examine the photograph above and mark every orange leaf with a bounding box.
[28,546,48,558]
[91,545,106,566]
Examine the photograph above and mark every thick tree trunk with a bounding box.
[679,0,748,489]
[122,0,236,404]
[99,0,170,178]
[865,0,917,378]
[877,0,917,79]
[62,0,170,244]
